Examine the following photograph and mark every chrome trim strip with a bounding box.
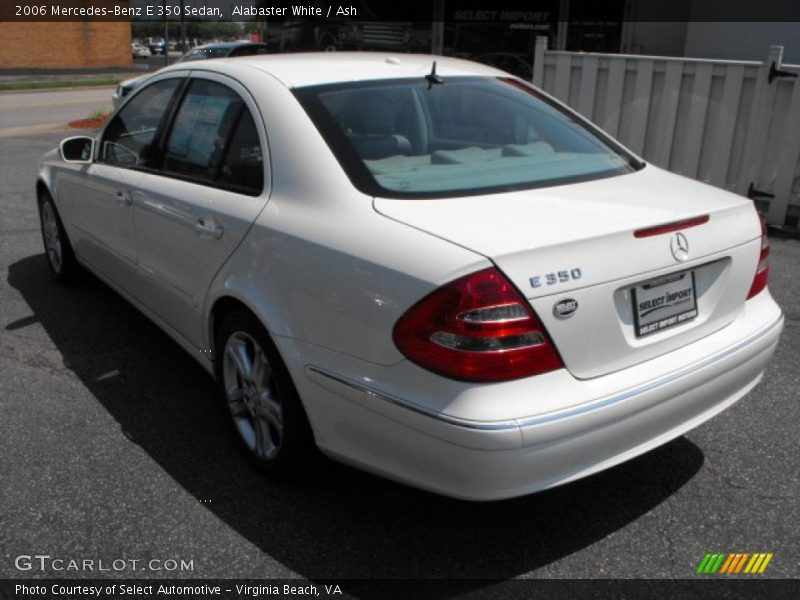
[307,314,783,432]
[306,365,517,430]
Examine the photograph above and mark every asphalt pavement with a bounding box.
[0,54,187,138]
[0,126,798,584]
[0,88,115,138]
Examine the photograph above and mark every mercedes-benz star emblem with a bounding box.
[670,232,690,262]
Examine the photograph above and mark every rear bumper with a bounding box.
[287,292,783,501]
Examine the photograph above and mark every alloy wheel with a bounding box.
[41,201,62,274]
[222,331,284,461]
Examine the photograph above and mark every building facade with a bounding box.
[0,20,132,70]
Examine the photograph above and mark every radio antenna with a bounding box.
[425,61,444,88]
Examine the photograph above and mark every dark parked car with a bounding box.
[175,41,268,62]
[144,37,166,55]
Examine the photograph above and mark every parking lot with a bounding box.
[0,101,798,582]
[0,88,113,138]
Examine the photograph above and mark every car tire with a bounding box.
[38,191,81,285]
[216,310,316,476]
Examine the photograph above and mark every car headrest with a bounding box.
[346,93,397,135]
[352,135,412,160]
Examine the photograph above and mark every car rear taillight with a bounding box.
[747,217,770,299]
[393,267,563,382]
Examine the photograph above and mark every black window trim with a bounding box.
[150,76,192,169]
[210,104,247,181]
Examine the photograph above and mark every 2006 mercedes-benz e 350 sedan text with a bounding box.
[37,54,783,500]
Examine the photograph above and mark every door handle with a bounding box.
[115,190,133,207]
[193,219,224,240]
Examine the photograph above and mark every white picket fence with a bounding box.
[531,37,800,228]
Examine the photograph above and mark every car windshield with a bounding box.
[295,77,641,198]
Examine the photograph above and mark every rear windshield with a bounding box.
[294,77,642,199]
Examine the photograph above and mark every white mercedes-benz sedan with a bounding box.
[37,53,783,500]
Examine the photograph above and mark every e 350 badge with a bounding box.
[530,268,583,289]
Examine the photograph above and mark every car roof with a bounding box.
[169,52,506,89]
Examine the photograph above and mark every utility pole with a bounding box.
[163,0,169,66]
[180,0,187,54]
[431,0,444,55]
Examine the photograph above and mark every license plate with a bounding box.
[631,270,698,337]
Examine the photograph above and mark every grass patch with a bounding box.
[69,108,112,129]
[88,108,110,120]
[0,77,125,92]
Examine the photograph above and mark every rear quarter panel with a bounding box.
[203,65,488,366]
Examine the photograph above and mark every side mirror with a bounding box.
[60,136,95,163]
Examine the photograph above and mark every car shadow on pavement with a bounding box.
[7,254,705,582]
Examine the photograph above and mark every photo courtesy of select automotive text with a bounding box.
[1,0,799,598]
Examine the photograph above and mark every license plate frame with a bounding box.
[631,269,698,337]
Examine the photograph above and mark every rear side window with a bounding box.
[163,79,264,195]
[217,111,264,195]
[101,78,181,168]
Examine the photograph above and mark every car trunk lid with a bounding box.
[375,166,762,379]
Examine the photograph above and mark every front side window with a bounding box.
[163,79,264,195]
[101,78,182,168]
[295,77,641,198]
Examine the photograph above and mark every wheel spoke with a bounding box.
[234,418,256,450]
[226,341,253,382]
[253,417,275,459]
[251,346,272,387]
[226,387,248,417]
[226,385,243,399]
[257,391,283,432]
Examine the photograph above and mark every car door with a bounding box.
[130,72,270,347]
[67,76,184,293]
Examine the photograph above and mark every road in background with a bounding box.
[0,87,114,138]
[0,130,798,582]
